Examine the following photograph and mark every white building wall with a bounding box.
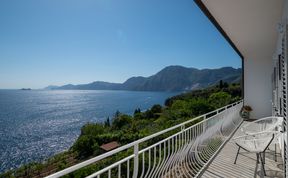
[244,0,288,119]
[244,54,273,119]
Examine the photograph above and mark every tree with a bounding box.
[72,135,95,157]
[104,117,110,127]
[114,110,121,119]
[164,97,173,107]
[151,104,162,114]
[112,114,132,130]
[143,109,154,119]
[134,108,143,120]
[134,108,141,115]
[208,92,232,108]
[170,100,191,118]
[92,142,102,155]
[223,82,229,88]
[81,123,105,136]
[219,80,223,89]
[188,99,214,116]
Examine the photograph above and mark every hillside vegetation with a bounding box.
[1,82,241,178]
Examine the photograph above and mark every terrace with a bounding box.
[46,0,288,177]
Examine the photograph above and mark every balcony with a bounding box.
[44,100,274,177]
[45,100,285,178]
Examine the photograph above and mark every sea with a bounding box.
[0,89,179,172]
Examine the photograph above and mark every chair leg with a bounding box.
[259,153,266,176]
[234,146,241,164]
[254,153,259,178]
[275,143,277,162]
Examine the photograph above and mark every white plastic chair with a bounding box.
[233,132,275,176]
[240,116,283,161]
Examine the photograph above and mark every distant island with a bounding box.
[45,66,242,92]
[21,88,32,90]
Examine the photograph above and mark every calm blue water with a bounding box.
[0,90,178,172]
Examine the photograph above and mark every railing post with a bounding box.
[133,144,139,178]
[203,115,207,131]
[181,125,185,131]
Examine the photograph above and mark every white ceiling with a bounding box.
[201,0,284,59]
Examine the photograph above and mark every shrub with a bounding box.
[72,135,95,157]
[80,123,105,136]
[151,104,162,114]
[208,92,232,108]
[187,99,215,116]
[112,114,132,130]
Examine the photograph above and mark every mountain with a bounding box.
[44,85,59,90]
[46,66,241,91]
[56,82,122,90]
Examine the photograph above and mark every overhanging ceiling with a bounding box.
[195,0,284,60]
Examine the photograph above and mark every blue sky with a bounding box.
[0,0,241,89]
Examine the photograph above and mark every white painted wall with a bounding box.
[242,0,287,173]
[244,0,288,119]
[244,54,273,119]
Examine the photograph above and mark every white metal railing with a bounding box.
[46,100,243,178]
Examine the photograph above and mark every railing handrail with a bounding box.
[45,100,243,178]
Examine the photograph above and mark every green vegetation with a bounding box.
[1,82,241,178]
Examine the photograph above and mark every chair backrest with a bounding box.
[241,116,283,135]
